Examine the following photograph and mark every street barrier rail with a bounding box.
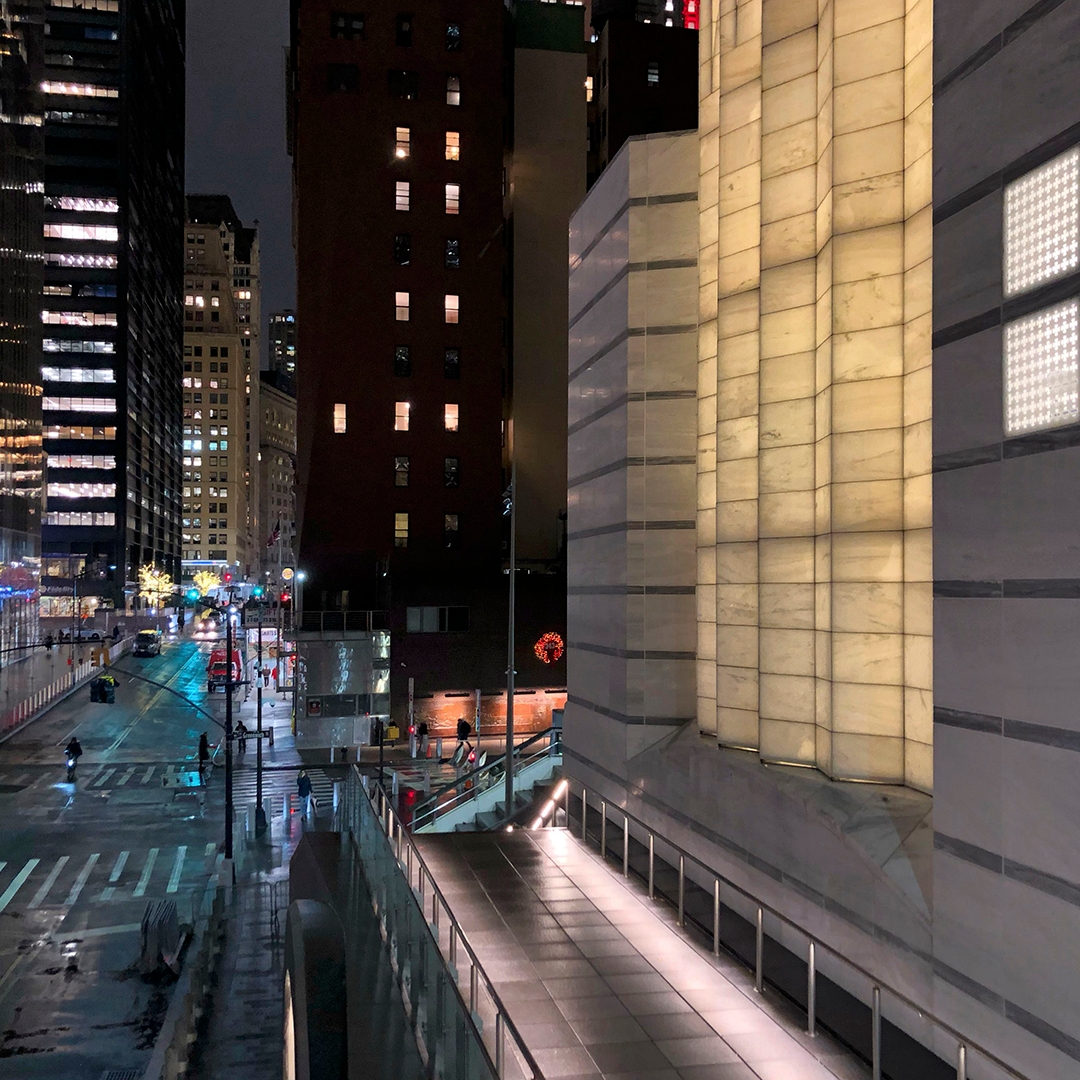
[566,779,1027,1080]
[341,768,544,1080]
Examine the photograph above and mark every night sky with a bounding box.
[184,0,295,355]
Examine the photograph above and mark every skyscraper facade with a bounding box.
[290,0,583,729]
[181,196,260,578]
[38,0,183,615]
[0,0,45,652]
[268,310,296,396]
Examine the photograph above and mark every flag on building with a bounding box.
[266,520,281,548]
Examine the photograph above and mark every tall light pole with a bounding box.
[504,457,516,818]
[255,588,266,834]
[224,608,235,860]
[292,570,306,739]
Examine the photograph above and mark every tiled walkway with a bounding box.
[417,829,869,1080]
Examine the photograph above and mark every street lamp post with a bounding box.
[224,608,235,860]
[504,457,517,818]
[255,592,266,834]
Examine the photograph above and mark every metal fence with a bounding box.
[340,768,544,1080]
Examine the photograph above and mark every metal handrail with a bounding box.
[355,769,545,1080]
[569,779,1026,1080]
[411,726,560,830]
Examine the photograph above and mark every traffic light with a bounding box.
[253,585,264,598]
[280,588,291,608]
[185,587,199,602]
[223,570,233,584]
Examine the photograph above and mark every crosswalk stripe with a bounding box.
[65,853,99,906]
[116,767,136,787]
[204,842,216,857]
[133,848,158,897]
[13,774,28,785]
[92,767,116,788]
[99,849,129,901]
[28,856,69,909]
[0,862,5,878]
[140,765,155,785]
[166,846,186,893]
[0,859,40,913]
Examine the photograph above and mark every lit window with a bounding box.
[395,291,410,320]
[446,75,460,106]
[444,403,459,431]
[395,401,410,431]
[47,482,117,498]
[395,512,409,547]
[41,311,117,326]
[195,295,205,308]
[42,396,116,412]
[41,367,114,383]
[211,296,220,308]
[396,125,411,159]
[396,181,410,211]
[444,513,459,548]
[585,75,593,102]
[445,131,460,160]
[446,22,461,50]
[334,403,346,433]
[40,81,118,98]
[1004,147,1080,298]
[445,183,459,214]
[395,455,410,486]
[647,59,659,86]
[444,456,459,486]
[444,294,459,323]
[43,223,118,241]
[1004,299,1080,436]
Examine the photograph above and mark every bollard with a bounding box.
[436,737,443,760]
[410,732,417,758]
[423,769,431,793]
[284,793,291,818]
[264,797,274,825]
[333,781,341,813]
[392,770,400,795]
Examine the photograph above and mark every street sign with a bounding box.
[281,567,294,581]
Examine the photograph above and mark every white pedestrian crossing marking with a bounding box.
[204,842,216,857]
[13,774,28,785]
[0,862,5,878]
[140,765,155,785]
[166,846,186,893]
[133,848,158,897]
[92,767,116,788]
[99,849,128,901]
[116,767,136,786]
[64,853,99,905]
[28,856,69,909]
[0,859,39,913]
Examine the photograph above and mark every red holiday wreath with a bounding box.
[534,632,564,664]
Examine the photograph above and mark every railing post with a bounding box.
[677,854,685,927]
[807,941,816,1036]
[600,800,607,859]
[469,964,478,1014]
[581,786,587,841]
[622,815,629,877]
[754,907,763,993]
[956,1044,966,1080]
[872,986,881,1080]
[712,878,720,956]
[495,1012,505,1077]
[648,834,655,899]
[449,923,457,967]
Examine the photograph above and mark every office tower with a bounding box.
[569,1,1080,1076]
[39,0,184,615]
[289,0,584,733]
[268,310,296,395]
[181,196,260,578]
[0,0,44,650]
[258,369,296,579]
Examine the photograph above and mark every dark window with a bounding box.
[444,347,460,379]
[446,22,461,50]
[443,606,468,631]
[647,59,659,86]
[210,347,219,357]
[395,13,413,46]
[444,456,459,487]
[444,513,459,549]
[394,233,411,265]
[327,63,359,92]
[394,346,411,377]
[394,456,409,487]
[221,347,229,357]
[388,69,419,99]
[331,11,365,38]
[445,238,460,269]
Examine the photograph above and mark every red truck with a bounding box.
[206,647,242,693]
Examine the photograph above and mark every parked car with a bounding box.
[133,629,162,657]
[207,647,242,692]
[72,626,104,642]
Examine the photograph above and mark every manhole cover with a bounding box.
[100,1071,142,1080]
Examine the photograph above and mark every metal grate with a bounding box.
[100,1071,142,1080]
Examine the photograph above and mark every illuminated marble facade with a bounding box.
[695,0,932,790]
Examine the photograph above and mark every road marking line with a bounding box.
[13,773,28,785]
[28,856,69,909]
[64,853,99,906]
[133,848,158,897]
[0,859,40,913]
[166,846,186,893]
[0,862,5,877]
[0,956,25,1004]
[140,765,155,784]
[92,767,116,788]
[204,842,216,857]
[98,849,129,901]
[63,922,140,940]
[116,767,136,787]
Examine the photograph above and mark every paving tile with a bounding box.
[544,975,614,998]
[637,1012,720,1041]
[566,925,628,941]
[657,1037,741,1068]
[514,1020,583,1050]
[700,1007,784,1036]
[567,1014,651,1045]
[619,991,695,1016]
[495,979,558,1003]
[724,1030,812,1063]
[675,1065,759,1080]
[530,1046,602,1077]
[574,937,643,959]
[586,1040,675,1073]
[604,972,675,995]
[591,954,657,977]
[607,1072,682,1080]
[754,1059,845,1080]
[555,995,633,1021]
[533,958,600,979]
[522,941,587,961]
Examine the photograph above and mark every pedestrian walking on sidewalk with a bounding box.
[198,732,210,776]
[297,769,313,819]
[236,720,248,754]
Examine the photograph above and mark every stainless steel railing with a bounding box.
[566,779,1027,1080]
[343,768,546,1080]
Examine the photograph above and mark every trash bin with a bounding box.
[89,679,101,702]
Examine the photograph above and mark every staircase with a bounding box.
[411,728,563,833]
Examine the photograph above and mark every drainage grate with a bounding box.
[100,1071,142,1080]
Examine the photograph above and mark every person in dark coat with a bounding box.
[198,732,210,774]
[297,769,313,817]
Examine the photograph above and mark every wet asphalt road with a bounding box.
[0,637,235,1077]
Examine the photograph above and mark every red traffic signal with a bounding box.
[223,571,233,584]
